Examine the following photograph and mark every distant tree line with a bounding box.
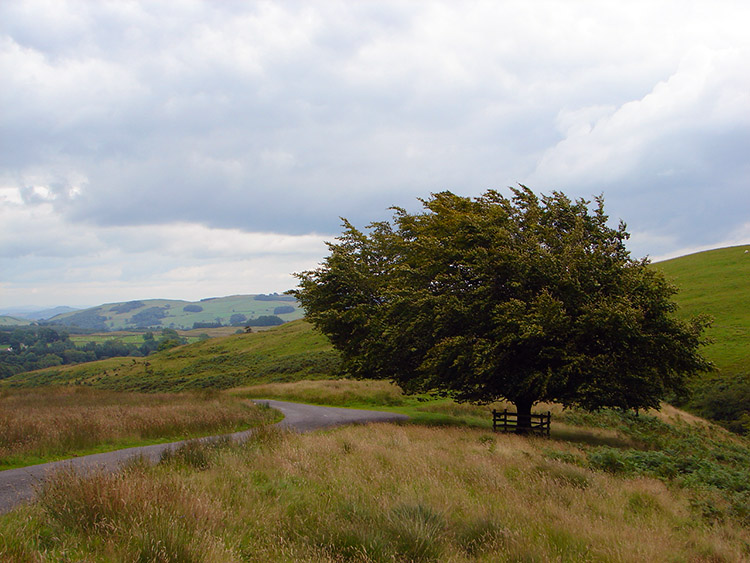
[51,309,109,331]
[129,306,168,328]
[0,327,185,379]
[273,305,295,315]
[192,315,285,329]
[110,301,145,314]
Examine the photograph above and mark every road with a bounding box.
[0,400,408,514]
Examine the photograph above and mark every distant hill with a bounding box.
[19,306,80,320]
[46,294,303,331]
[1,320,338,392]
[653,244,750,375]
[0,316,30,327]
[6,247,747,389]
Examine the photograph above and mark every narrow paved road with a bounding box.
[0,400,408,515]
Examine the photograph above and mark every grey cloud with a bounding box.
[2,0,749,299]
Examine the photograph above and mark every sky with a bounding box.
[1,0,749,309]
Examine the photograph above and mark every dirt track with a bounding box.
[0,400,408,514]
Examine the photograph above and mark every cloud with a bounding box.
[1,0,749,306]
[532,47,750,186]
[0,196,328,306]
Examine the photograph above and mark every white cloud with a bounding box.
[531,46,750,188]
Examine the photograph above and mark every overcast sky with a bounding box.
[2,0,749,309]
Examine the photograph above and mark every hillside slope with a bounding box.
[653,244,750,374]
[0,316,30,327]
[1,321,339,392]
[46,294,303,331]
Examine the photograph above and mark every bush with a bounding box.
[129,307,168,328]
[182,305,203,313]
[246,315,284,327]
[690,372,750,435]
[274,305,295,315]
[229,313,247,326]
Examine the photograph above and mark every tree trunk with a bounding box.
[514,399,533,434]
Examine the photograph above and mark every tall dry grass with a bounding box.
[232,378,406,407]
[0,387,274,468]
[2,423,747,561]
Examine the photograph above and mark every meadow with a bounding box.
[0,387,278,469]
[1,406,748,561]
[653,244,750,374]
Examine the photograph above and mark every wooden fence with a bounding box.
[492,409,551,437]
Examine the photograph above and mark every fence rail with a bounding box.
[492,409,551,437]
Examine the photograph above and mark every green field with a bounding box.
[653,244,750,374]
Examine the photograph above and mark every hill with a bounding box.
[1,321,339,392]
[3,306,81,321]
[0,316,30,327]
[46,294,303,331]
[653,244,750,374]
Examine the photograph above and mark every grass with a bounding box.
[1,418,748,561]
[0,387,279,469]
[653,244,750,374]
[1,320,340,392]
[232,379,515,428]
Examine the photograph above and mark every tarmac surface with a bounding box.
[0,399,408,514]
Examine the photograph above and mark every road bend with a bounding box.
[0,400,408,514]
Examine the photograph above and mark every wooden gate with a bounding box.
[492,409,551,436]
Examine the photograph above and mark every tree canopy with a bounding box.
[292,187,711,424]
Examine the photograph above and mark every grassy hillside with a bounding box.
[47,294,303,331]
[653,244,750,374]
[1,321,339,392]
[0,316,30,327]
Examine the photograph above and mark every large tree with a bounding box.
[293,187,711,428]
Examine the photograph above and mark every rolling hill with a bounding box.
[0,320,339,392]
[46,294,303,331]
[653,244,750,374]
[0,316,30,327]
[4,245,748,391]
